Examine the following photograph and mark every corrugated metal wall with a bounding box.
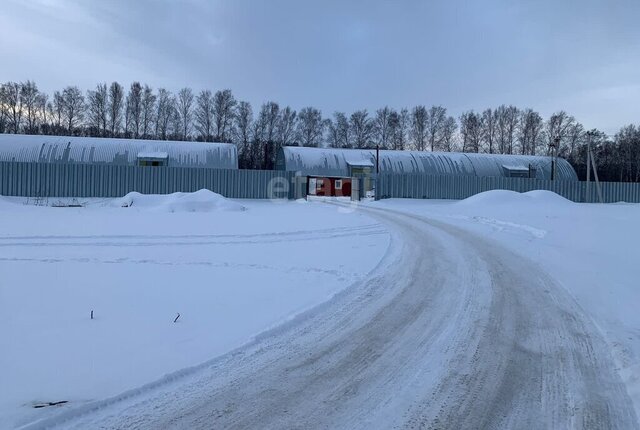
[0,162,296,199]
[377,173,640,203]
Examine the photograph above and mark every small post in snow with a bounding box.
[90,310,94,320]
[174,313,180,323]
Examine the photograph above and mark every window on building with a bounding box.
[138,158,167,167]
[335,179,342,189]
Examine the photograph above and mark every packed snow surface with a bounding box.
[0,193,388,428]
[2,189,639,429]
[371,190,640,418]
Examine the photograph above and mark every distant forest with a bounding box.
[1,80,639,181]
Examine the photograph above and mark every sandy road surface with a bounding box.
[24,206,638,429]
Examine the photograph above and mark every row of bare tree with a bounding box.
[0,80,638,180]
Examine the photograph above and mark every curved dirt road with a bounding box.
[28,206,639,429]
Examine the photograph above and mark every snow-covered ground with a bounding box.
[3,189,639,428]
[0,192,389,429]
[368,191,640,417]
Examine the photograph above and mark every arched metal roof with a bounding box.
[0,134,238,169]
[276,147,578,181]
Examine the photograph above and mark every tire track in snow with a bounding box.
[21,206,639,430]
[0,224,380,241]
[0,225,386,248]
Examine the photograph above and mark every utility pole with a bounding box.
[550,137,560,180]
[586,131,592,202]
[590,144,604,204]
[585,130,604,203]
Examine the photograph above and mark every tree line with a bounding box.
[1,80,639,181]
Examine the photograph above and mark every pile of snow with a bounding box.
[114,189,246,213]
[457,189,571,207]
[0,195,18,208]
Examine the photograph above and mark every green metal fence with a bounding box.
[0,162,296,199]
[377,173,640,203]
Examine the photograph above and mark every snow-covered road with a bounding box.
[24,205,639,429]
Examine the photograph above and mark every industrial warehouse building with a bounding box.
[5,135,626,202]
[0,134,281,199]
[0,134,238,169]
[276,146,578,196]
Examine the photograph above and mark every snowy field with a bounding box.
[0,192,389,428]
[368,191,640,417]
[2,189,639,428]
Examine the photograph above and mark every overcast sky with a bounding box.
[1,0,639,134]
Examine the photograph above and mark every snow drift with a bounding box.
[456,189,572,207]
[114,189,246,213]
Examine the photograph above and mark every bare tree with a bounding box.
[564,121,585,161]
[87,83,108,136]
[141,85,156,139]
[234,101,253,167]
[296,107,324,148]
[326,114,340,148]
[263,102,280,145]
[327,112,350,148]
[517,109,543,155]
[495,105,519,154]
[504,106,519,154]
[440,116,458,152]
[126,82,143,138]
[616,125,640,181]
[4,82,23,133]
[194,90,214,141]
[410,105,428,151]
[36,92,49,134]
[154,89,174,140]
[0,84,7,133]
[49,91,64,134]
[459,111,482,153]
[426,105,447,151]
[373,106,393,149]
[481,108,498,153]
[20,81,40,134]
[545,111,576,156]
[350,109,373,149]
[249,102,280,168]
[213,89,236,142]
[169,101,183,140]
[108,82,124,137]
[276,106,297,148]
[176,87,194,140]
[61,86,85,134]
[389,108,410,151]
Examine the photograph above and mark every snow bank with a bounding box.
[0,195,18,208]
[114,189,246,212]
[522,190,572,204]
[457,189,571,207]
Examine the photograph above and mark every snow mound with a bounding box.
[522,190,572,205]
[0,196,18,208]
[0,196,35,211]
[457,190,524,206]
[115,189,246,213]
[458,190,572,207]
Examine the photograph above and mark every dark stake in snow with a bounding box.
[90,310,94,320]
[33,400,68,409]
[174,313,180,323]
